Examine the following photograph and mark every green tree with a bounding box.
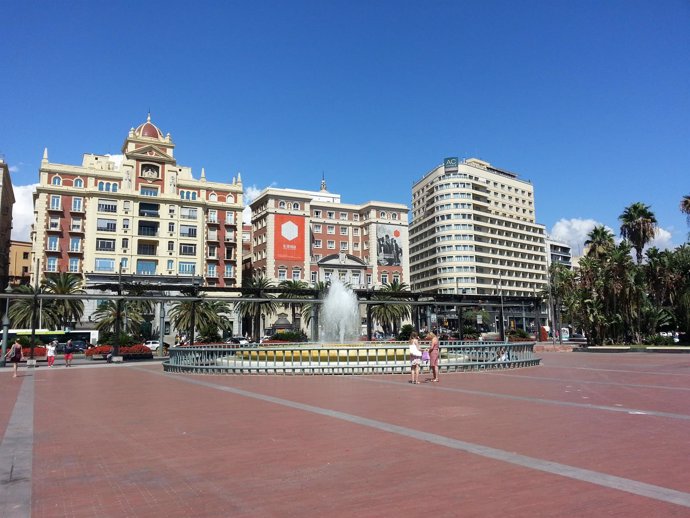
[42,273,85,328]
[169,297,233,344]
[585,225,615,259]
[278,279,309,331]
[619,202,658,264]
[370,280,411,336]
[235,275,277,342]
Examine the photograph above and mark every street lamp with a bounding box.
[189,277,201,346]
[498,271,505,342]
[29,258,40,365]
[1,285,12,367]
[113,258,125,358]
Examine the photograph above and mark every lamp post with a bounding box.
[189,277,200,346]
[1,285,11,367]
[113,258,125,359]
[498,271,505,342]
[28,259,40,366]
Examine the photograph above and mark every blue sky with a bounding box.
[3,0,689,253]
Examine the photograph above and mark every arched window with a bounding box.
[98,181,105,191]
[380,211,387,218]
[292,202,300,210]
[74,178,83,188]
[279,201,286,209]
[112,183,118,192]
[226,194,235,203]
[191,192,197,200]
[209,193,217,201]
[392,213,398,220]
[105,183,111,192]
[52,176,62,186]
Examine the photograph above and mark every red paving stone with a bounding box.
[1,352,689,517]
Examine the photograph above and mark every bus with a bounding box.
[7,329,99,351]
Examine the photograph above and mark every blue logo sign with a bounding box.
[444,157,459,170]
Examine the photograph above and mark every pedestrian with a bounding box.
[64,339,74,367]
[5,339,23,378]
[408,331,423,384]
[426,331,440,382]
[46,340,56,367]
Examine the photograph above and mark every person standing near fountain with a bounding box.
[426,331,440,382]
[408,332,423,384]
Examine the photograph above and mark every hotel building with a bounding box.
[410,157,548,297]
[249,180,409,289]
[30,115,244,323]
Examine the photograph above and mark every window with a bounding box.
[339,212,347,220]
[70,219,82,231]
[380,211,387,218]
[392,213,398,220]
[327,240,335,249]
[279,201,286,209]
[47,257,58,272]
[50,195,61,210]
[180,244,197,255]
[72,197,83,211]
[352,272,360,286]
[312,224,321,233]
[340,227,348,235]
[97,218,116,232]
[181,207,197,219]
[314,239,322,248]
[327,211,335,219]
[180,225,197,238]
[393,273,400,283]
[353,214,359,221]
[278,268,287,281]
[313,210,322,218]
[292,202,300,210]
[178,262,196,275]
[311,271,317,283]
[367,274,372,285]
[96,238,116,251]
[208,245,217,258]
[47,236,59,251]
[141,186,158,197]
[122,219,130,230]
[95,258,115,272]
[137,260,157,276]
[49,216,60,230]
[208,264,217,277]
[168,241,174,252]
[23,252,29,260]
[69,258,79,272]
[98,181,118,192]
[353,242,360,250]
[208,209,217,223]
[52,176,62,185]
[327,225,335,234]
[74,178,83,188]
[168,222,175,233]
[167,259,174,270]
[209,193,217,202]
[139,202,159,217]
[353,228,360,236]
[69,237,81,252]
[224,265,233,277]
[381,273,388,284]
[340,242,348,251]
[98,199,117,213]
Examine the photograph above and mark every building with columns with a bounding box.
[249,180,409,290]
[30,115,244,332]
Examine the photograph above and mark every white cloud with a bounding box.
[9,165,19,173]
[648,227,673,251]
[11,184,38,241]
[242,184,274,223]
[549,218,610,256]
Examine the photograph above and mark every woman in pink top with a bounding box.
[426,331,440,382]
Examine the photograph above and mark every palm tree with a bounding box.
[93,299,146,337]
[278,279,309,331]
[235,275,277,342]
[681,195,690,223]
[585,225,615,259]
[8,284,57,329]
[619,202,658,264]
[301,280,328,329]
[168,297,233,343]
[371,280,411,337]
[42,273,85,329]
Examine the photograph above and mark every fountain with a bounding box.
[320,278,360,343]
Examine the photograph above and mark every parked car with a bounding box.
[143,340,170,351]
[225,336,249,346]
[56,340,88,353]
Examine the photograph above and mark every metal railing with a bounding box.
[163,341,540,375]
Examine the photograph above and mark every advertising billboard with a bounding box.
[376,224,403,266]
[274,214,305,261]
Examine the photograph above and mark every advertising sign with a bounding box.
[376,224,403,266]
[274,214,305,260]
[443,157,459,172]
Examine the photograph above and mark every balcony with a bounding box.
[139,209,160,218]
[48,204,63,212]
[70,205,85,214]
[68,247,83,254]
[180,231,197,238]
[138,226,159,237]
[137,244,158,256]
[69,225,84,233]
[207,231,219,241]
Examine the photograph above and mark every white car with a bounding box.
[143,340,169,351]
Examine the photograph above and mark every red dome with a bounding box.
[134,114,163,140]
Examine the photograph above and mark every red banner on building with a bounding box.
[274,214,305,261]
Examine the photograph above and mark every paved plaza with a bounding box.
[1,352,689,517]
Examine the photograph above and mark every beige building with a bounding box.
[410,157,548,296]
[0,159,15,288]
[250,180,409,289]
[8,240,32,286]
[30,115,244,328]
